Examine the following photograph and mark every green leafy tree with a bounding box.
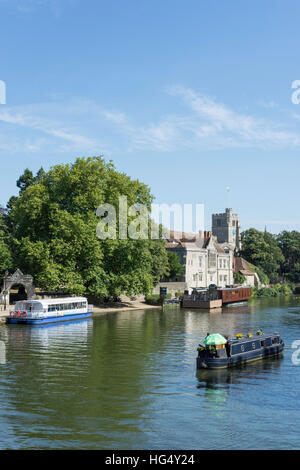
[277,231,300,282]
[166,251,184,279]
[9,157,169,297]
[233,272,246,284]
[0,207,13,277]
[241,228,284,281]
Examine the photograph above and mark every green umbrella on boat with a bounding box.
[203,333,227,345]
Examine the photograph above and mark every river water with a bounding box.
[1,297,300,450]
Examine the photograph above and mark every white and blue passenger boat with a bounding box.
[6,297,93,325]
[197,331,284,369]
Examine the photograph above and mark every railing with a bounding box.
[10,310,44,318]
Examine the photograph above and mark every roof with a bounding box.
[16,297,87,305]
[230,333,280,345]
[240,269,255,276]
[234,257,254,275]
[166,230,225,253]
[219,286,251,291]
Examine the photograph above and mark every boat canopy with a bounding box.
[14,297,88,312]
[204,333,228,345]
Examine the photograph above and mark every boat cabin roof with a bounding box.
[15,297,87,307]
[219,286,251,291]
[229,333,280,345]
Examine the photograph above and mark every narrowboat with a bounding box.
[6,297,93,325]
[196,331,284,369]
[180,285,251,309]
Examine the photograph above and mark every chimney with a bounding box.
[204,231,212,239]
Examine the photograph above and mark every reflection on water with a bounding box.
[0,341,5,364]
[0,297,300,449]
[196,356,283,399]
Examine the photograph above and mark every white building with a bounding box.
[164,230,234,290]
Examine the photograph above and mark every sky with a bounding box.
[0,0,300,233]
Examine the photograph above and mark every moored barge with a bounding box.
[219,286,252,305]
[197,331,284,369]
[181,285,252,309]
[180,288,222,309]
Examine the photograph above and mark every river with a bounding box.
[1,297,300,449]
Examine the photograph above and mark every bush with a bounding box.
[234,272,246,284]
[175,291,184,298]
[145,293,171,305]
[145,294,161,305]
[251,282,293,298]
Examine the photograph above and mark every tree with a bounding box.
[9,156,169,297]
[16,168,35,194]
[0,207,13,277]
[15,167,46,195]
[241,228,284,281]
[234,272,246,284]
[166,251,184,279]
[277,231,300,282]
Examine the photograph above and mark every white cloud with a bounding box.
[1,87,300,157]
[0,107,96,150]
[167,85,300,149]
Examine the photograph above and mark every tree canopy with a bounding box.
[166,251,184,279]
[277,230,300,282]
[240,228,284,281]
[0,207,13,277]
[7,157,169,297]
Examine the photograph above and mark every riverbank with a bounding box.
[0,300,161,322]
[92,301,161,315]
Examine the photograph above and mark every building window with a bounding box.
[220,275,223,282]
[208,252,216,268]
[199,257,202,267]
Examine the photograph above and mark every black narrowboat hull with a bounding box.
[197,343,284,370]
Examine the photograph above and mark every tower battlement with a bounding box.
[212,208,241,252]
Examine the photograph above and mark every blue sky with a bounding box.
[0,0,300,233]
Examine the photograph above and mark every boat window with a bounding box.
[25,302,43,312]
[47,301,87,312]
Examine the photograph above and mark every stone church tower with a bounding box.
[211,208,242,253]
